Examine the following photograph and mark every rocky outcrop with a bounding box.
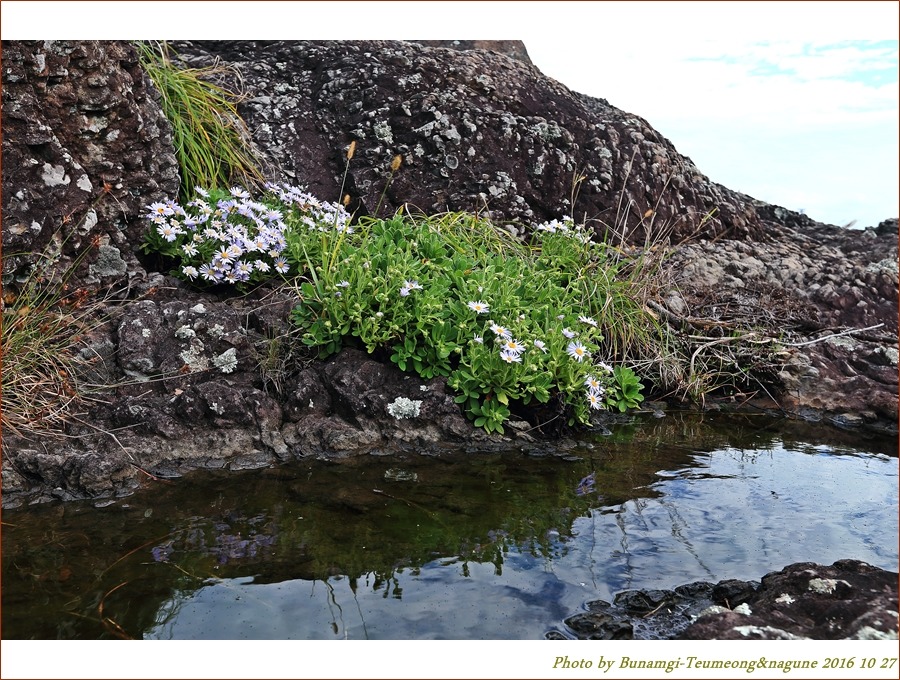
[1,40,896,506]
[166,40,766,244]
[1,40,177,290]
[553,559,898,640]
[1,280,528,506]
[159,39,898,433]
[410,40,533,64]
[662,215,898,432]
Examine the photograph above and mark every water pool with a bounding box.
[2,413,896,639]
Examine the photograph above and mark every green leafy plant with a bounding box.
[605,364,645,412]
[282,209,651,432]
[140,184,657,434]
[135,41,264,202]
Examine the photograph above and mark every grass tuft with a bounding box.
[135,41,264,202]
[1,246,109,439]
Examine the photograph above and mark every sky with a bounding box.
[3,1,898,229]
[522,5,899,229]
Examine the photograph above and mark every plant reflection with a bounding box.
[2,413,896,639]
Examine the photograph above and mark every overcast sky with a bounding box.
[522,4,899,229]
[4,1,898,228]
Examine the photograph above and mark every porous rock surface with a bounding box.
[553,559,898,640]
[1,40,897,508]
[167,39,767,243]
[0,281,502,506]
[663,214,898,432]
[1,39,178,290]
[166,39,898,433]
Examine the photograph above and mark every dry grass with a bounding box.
[1,241,110,440]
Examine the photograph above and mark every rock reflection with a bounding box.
[2,413,896,639]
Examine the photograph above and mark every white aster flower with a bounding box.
[566,341,589,362]
[489,323,512,339]
[199,264,219,282]
[501,338,526,355]
[499,349,522,364]
[156,224,181,242]
[467,300,490,314]
[585,375,604,393]
[214,246,235,264]
[147,201,174,218]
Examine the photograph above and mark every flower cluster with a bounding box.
[145,186,291,285]
[264,182,352,234]
[534,216,592,243]
[142,183,352,288]
[478,308,611,412]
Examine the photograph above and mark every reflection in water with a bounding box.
[2,413,897,639]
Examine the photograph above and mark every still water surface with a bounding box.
[2,414,897,639]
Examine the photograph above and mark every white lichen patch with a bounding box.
[209,401,225,415]
[878,345,898,366]
[808,578,850,594]
[373,120,394,145]
[733,603,752,616]
[81,209,98,232]
[695,605,729,619]
[387,396,421,419]
[179,340,208,372]
[208,323,226,339]
[41,162,70,187]
[141,328,151,338]
[175,326,196,340]
[824,335,857,351]
[213,348,238,374]
[853,626,898,640]
[865,257,899,275]
[76,174,92,192]
[190,303,207,314]
[775,593,796,605]
[734,625,805,640]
